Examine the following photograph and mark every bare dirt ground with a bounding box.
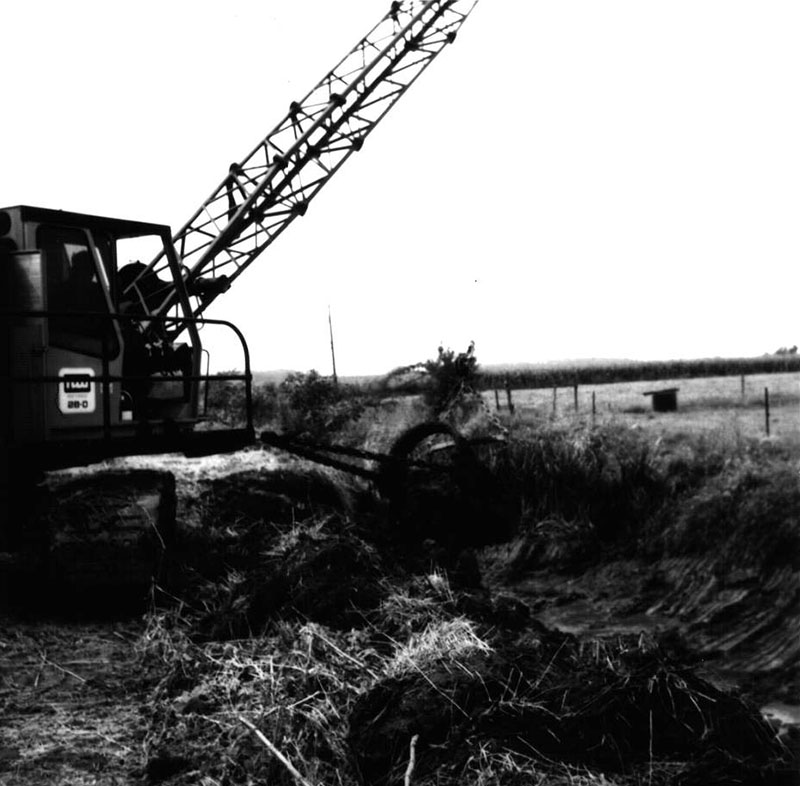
[489,558,800,712]
[0,616,152,785]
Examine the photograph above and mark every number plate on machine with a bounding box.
[58,368,96,414]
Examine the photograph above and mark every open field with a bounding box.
[253,354,800,395]
[485,370,800,447]
[479,355,800,391]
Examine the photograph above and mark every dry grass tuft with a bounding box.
[385,617,493,678]
[137,616,383,785]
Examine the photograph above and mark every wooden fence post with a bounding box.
[505,378,515,415]
[765,387,770,436]
[494,389,500,411]
[740,375,745,402]
[592,391,596,420]
[552,387,557,416]
[573,384,579,412]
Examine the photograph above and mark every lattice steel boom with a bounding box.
[128,0,480,338]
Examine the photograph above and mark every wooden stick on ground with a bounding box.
[404,734,420,786]
[41,653,87,684]
[238,715,314,786]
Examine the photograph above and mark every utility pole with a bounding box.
[328,305,338,385]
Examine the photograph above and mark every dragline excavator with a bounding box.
[0,1,482,598]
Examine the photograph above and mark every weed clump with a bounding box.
[278,371,366,441]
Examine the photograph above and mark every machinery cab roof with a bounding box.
[1,205,172,241]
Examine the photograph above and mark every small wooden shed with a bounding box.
[643,387,679,412]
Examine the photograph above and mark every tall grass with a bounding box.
[486,420,666,543]
[480,415,800,583]
[645,455,800,569]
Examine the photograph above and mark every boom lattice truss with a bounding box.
[127,0,479,338]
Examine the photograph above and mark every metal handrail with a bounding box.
[2,309,255,438]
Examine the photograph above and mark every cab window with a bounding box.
[38,225,119,358]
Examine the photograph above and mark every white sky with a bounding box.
[3,1,798,376]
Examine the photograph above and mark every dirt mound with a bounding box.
[236,520,385,632]
[186,515,387,639]
[195,464,359,527]
[161,462,389,639]
[348,633,796,786]
[8,469,175,610]
[166,462,369,592]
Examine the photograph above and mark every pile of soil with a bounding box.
[192,515,388,639]
[194,465,360,527]
[7,469,175,610]
[159,462,388,638]
[348,632,796,785]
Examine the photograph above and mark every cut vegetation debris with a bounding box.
[3,414,799,785]
[136,597,796,785]
[349,632,792,786]
[384,617,493,678]
[135,417,799,785]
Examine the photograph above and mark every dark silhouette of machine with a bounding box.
[0,1,482,596]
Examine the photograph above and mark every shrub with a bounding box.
[204,370,368,439]
[278,370,366,441]
[423,342,481,417]
[204,372,278,427]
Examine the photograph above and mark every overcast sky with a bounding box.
[3,1,798,376]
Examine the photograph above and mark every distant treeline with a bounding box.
[478,356,800,392]
[251,356,800,396]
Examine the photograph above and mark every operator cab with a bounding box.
[0,205,201,461]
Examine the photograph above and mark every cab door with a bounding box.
[37,224,122,440]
